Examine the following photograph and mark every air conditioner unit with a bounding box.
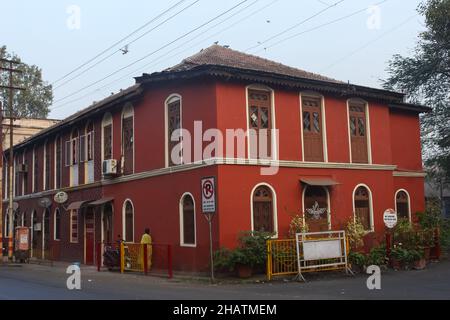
[102,159,118,176]
[16,164,28,173]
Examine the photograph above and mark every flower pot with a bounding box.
[236,264,253,278]
[423,247,431,261]
[413,258,426,270]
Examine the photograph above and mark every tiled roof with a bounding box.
[165,44,342,83]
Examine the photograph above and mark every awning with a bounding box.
[66,200,90,211]
[88,197,114,206]
[300,177,340,186]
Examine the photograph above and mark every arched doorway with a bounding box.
[303,186,329,232]
[252,185,275,233]
[31,210,38,258]
[85,206,95,265]
[43,209,50,259]
[353,185,373,231]
[395,190,410,220]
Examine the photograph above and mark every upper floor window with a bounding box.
[121,104,134,175]
[54,136,62,189]
[65,129,79,166]
[33,147,39,192]
[80,121,94,163]
[301,94,324,162]
[248,89,272,159]
[22,149,28,195]
[44,140,51,190]
[166,95,181,167]
[348,100,369,164]
[102,113,113,161]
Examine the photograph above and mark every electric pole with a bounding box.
[0,58,24,261]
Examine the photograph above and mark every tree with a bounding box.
[383,0,450,181]
[0,45,53,118]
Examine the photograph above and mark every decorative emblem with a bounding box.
[306,201,327,220]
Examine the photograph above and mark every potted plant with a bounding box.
[348,251,367,273]
[390,246,409,270]
[409,249,426,270]
[288,214,309,238]
[345,218,366,252]
[367,245,388,268]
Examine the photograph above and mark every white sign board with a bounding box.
[383,208,398,229]
[303,239,342,261]
[54,191,68,204]
[201,177,216,213]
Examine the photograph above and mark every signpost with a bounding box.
[383,208,398,260]
[201,177,216,283]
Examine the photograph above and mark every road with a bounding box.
[1,259,450,300]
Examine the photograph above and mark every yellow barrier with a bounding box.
[266,236,351,281]
[120,242,152,273]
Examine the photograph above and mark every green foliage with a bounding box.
[383,0,450,180]
[0,45,53,118]
[391,246,410,262]
[367,246,388,266]
[416,199,450,249]
[345,218,366,249]
[288,214,309,238]
[348,252,367,268]
[213,231,273,272]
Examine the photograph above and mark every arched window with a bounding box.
[166,95,181,167]
[180,193,196,246]
[44,140,51,190]
[83,121,95,183]
[54,209,61,240]
[102,113,113,161]
[252,185,275,233]
[54,136,62,189]
[303,185,329,232]
[121,104,134,175]
[395,190,410,220]
[33,146,39,192]
[21,211,26,227]
[354,185,373,231]
[31,210,38,254]
[123,200,134,242]
[43,209,50,258]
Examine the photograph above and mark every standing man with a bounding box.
[140,228,152,271]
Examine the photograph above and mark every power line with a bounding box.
[51,0,275,112]
[51,0,190,86]
[320,13,418,72]
[52,0,251,105]
[255,0,389,53]
[244,0,345,52]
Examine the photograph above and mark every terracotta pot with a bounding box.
[414,259,427,270]
[236,264,253,278]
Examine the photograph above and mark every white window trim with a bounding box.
[250,183,279,238]
[84,122,95,183]
[299,92,329,162]
[179,192,197,247]
[394,188,412,222]
[70,209,79,243]
[165,94,183,168]
[121,103,135,174]
[122,199,135,243]
[302,185,332,230]
[101,112,113,164]
[352,183,375,232]
[54,208,60,241]
[245,85,278,161]
[346,98,373,164]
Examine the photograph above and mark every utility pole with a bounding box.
[0,58,24,261]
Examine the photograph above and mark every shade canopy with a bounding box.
[66,200,90,211]
[88,197,114,206]
[300,177,340,186]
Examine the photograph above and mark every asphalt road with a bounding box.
[1,259,450,300]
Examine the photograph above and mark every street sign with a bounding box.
[201,177,216,214]
[54,191,68,204]
[383,208,398,229]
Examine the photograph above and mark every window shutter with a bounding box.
[65,140,71,166]
[79,135,86,163]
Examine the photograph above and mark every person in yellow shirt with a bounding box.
[140,228,152,271]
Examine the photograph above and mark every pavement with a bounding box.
[1,258,450,300]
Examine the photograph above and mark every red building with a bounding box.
[2,45,429,271]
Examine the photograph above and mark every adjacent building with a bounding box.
[2,45,429,271]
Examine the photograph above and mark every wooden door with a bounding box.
[122,116,134,174]
[354,186,371,230]
[349,103,368,163]
[85,209,95,265]
[302,97,324,162]
[252,186,274,232]
[248,90,272,159]
[304,186,329,232]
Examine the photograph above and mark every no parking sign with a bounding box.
[201,177,216,214]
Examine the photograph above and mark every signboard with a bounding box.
[201,177,216,214]
[15,227,29,251]
[383,208,398,229]
[38,197,52,208]
[303,238,342,261]
[54,191,68,204]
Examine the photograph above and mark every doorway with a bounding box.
[85,207,95,265]
[43,209,50,259]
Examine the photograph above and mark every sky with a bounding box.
[0,0,425,119]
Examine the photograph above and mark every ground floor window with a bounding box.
[303,185,329,232]
[252,185,275,233]
[396,190,410,220]
[354,185,372,231]
[70,210,79,243]
[123,200,134,242]
[180,193,196,246]
[54,209,61,240]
